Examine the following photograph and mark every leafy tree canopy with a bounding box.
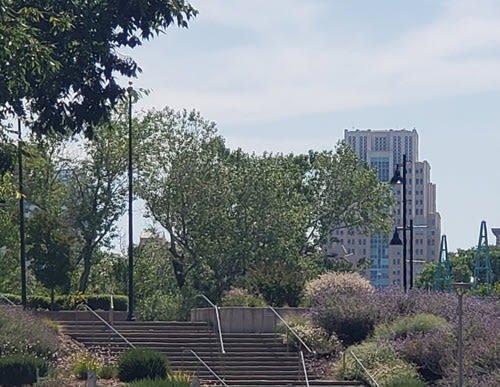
[0,0,197,138]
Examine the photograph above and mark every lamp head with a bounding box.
[390,228,403,245]
[390,168,404,185]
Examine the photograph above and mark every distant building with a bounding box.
[491,228,500,246]
[139,231,166,245]
[327,129,441,288]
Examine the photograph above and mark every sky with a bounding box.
[118,0,500,252]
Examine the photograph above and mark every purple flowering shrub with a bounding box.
[310,287,500,385]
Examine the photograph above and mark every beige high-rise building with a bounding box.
[327,129,441,288]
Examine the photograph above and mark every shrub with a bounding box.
[99,364,117,379]
[334,341,420,386]
[118,348,169,382]
[245,260,306,307]
[221,287,267,307]
[126,374,191,387]
[137,292,191,321]
[72,352,100,379]
[0,354,48,386]
[276,316,342,355]
[303,271,373,305]
[384,374,428,387]
[374,313,449,340]
[86,294,128,311]
[0,305,58,359]
[310,289,378,345]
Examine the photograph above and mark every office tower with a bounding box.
[327,129,441,288]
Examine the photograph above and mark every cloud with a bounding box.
[133,0,500,126]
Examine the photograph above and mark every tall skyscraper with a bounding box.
[328,129,441,288]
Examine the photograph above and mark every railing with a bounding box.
[0,294,16,306]
[81,304,135,349]
[187,349,229,386]
[299,350,310,387]
[347,350,380,387]
[267,306,313,353]
[197,294,225,354]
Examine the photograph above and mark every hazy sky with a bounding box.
[119,0,500,252]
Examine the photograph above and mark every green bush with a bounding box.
[312,290,378,345]
[125,372,191,386]
[334,341,420,386]
[0,355,48,386]
[276,316,342,355]
[126,375,191,387]
[86,294,128,311]
[72,352,100,380]
[99,364,117,379]
[221,287,267,307]
[245,260,305,307]
[384,374,428,387]
[118,348,169,382]
[374,313,448,340]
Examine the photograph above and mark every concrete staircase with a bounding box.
[58,320,362,386]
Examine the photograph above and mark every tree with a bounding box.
[135,108,394,303]
[26,210,72,309]
[63,117,129,292]
[0,0,197,137]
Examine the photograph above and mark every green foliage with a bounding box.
[0,0,197,137]
[72,352,99,380]
[136,109,393,303]
[117,348,169,382]
[246,260,306,307]
[384,374,428,387]
[221,287,267,307]
[374,313,448,340]
[125,374,191,387]
[416,246,500,291]
[334,341,420,386]
[98,364,117,379]
[0,354,48,386]
[276,316,342,355]
[26,211,73,307]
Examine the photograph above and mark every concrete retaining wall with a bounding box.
[191,307,308,333]
[35,310,128,322]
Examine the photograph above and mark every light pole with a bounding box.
[127,85,135,321]
[17,119,27,309]
[452,281,471,387]
[390,154,408,292]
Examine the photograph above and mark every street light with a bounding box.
[452,281,472,387]
[390,154,408,292]
[127,85,135,321]
[17,119,27,309]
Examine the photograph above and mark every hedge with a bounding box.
[0,293,128,311]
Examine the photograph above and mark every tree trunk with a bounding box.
[79,245,93,293]
[50,287,55,311]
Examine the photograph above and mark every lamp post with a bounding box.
[17,119,27,309]
[452,281,472,387]
[390,154,408,292]
[127,85,135,321]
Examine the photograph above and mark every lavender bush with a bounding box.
[0,305,58,360]
[311,287,499,386]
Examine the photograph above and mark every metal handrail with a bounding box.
[268,306,313,353]
[348,350,380,387]
[187,349,229,386]
[81,304,135,348]
[197,294,225,354]
[299,350,310,387]
[0,294,16,306]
